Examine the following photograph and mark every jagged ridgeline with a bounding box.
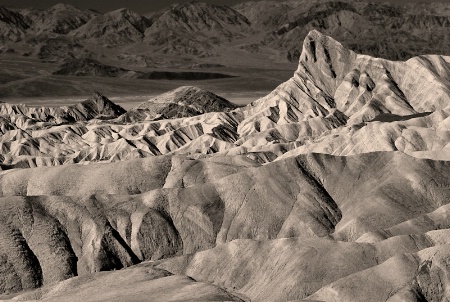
[1,1,450,62]
[0,30,450,301]
[1,31,450,169]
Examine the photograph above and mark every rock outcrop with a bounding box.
[0,152,450,300]
[0,91,125,123]
[22,4,98,35]
[70,8,151,46]
[0,29,450,301]
[235,0,450,62]
[144,2,251,56]
[0,6,29,42]
[118,86,238,122]
[2,31,450,168]
[2,1,450,63]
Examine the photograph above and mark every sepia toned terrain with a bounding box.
[0,1,450,301]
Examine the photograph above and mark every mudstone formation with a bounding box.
[0,25,450,302]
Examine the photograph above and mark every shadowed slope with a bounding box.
[70,8,151,46]
[144,2,251,56]
[2,31,450,167]
[0,152,449,297]
[158,232,450,301]
[0,6,29,42]
[23,4,99,35]
[118,86,238,123]
[52,58,132,77]
[0,91,125,123]
[12,264,245,302]
[2,31,450,168]
[235,0,450,62]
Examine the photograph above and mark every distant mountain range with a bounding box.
[1,0,450,64]
[2,2,450,301]
[1,30,449,167]
[1,30,450,301]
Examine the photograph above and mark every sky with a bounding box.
[3,0,450,14]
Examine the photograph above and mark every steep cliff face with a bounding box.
[1,27,450,301]
[2,31,450,168]
[292,30,450,121]
[230,30,450,160]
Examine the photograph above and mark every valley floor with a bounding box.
[0,55,296,109]
[1,29,450,302]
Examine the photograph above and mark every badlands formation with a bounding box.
[0,31,450,301]
[1,30,450,168]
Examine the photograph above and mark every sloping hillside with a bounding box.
[0,152,450,301]
[0,5,450,300]
[2,31,450,168]
[3,1,450,64]
[118,86,238,122]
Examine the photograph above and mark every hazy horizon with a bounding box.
[3,0,450,14]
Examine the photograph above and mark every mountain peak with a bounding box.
[70,8,150,45]
[147,1,250,35]
[299,30,352,64]
[293,30,357,96]
[82,91,126,117]
[91,91,108,101]
[115,86,236,123]
[88,91,116,106]
[138,85,236,109]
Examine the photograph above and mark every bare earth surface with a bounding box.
[1,0,450,301]
[0,29,449,301]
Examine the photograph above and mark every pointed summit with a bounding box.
[23,3,98,34]
[299,30,353,64]
[288,30,449,124]
[117,86,236,123]
[70,8,150,46]
[90,91,109,102]
[81,91,126,117]
[144,2,250,56]
[237,29,450,142]
[297,30,357,91]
